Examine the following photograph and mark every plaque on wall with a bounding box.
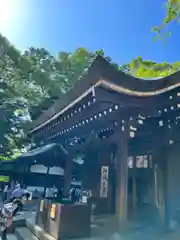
[40,200,44,212]
[50,204,56,219]
[100,166,109,198]
[136,155,148,168]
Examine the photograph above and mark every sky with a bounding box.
[0,0,180,65]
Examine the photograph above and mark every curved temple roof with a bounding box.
[0,143,82,170]
[29,56,180,134]
[0,143,68,165]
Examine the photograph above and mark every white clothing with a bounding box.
[2,202,14,218]
[15,184,20,189]
[45,188,53,198]
[4,185,8,193]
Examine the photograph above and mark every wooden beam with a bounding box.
[40,107,129,142]
[30,75,180,135]
[44,101,115,138]
[96,86,157,108]
[101,79,180,98]
[29,81,102,134]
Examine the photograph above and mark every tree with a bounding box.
[153,0,180,39]
[0,35,31,155]
[0,36,116,156]
[128,57,180,77]
[23,47,122,119]
[23,47,97,119]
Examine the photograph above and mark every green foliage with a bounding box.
[127,57,180,77]
[153,0,180,39]
[0,37,113,157]
[119,64,130,73]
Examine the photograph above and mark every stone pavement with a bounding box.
[5,227,180,240]
[7,234,18,240]
[5,211,180,240]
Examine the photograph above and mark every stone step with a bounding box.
[7,218,26,233]
[7,211,34,233]
[15,227,39,240]
[26,219,55,240]
[26,219,103,240]
[7,234,18,240]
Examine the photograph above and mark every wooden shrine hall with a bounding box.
[0,143,82,188]
[27,55,180,233]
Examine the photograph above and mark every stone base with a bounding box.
[23,200,38,211]
[15,226,51,240]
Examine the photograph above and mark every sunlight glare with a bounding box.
[0,0,26,36]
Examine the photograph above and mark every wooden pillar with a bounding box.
[163,119,170,230]
[132,155,137,219]
[153,141,169,230]
[63,156,73,197]
[43,166,50,195]
[109,149,116,214]
[162,148,169,230]
[47,166,50,188]
[115,120,129,232]
[159,123,170,230]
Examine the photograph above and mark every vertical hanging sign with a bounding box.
[100,166,109,198]
[50,204,57,219]
[40,200,44,212]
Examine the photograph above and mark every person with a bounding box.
[70,187,77,203]
[15,182,19,189]
[3,185,8,203]
[11,184,29,201]
[33,189,39,199]
[57,188,63,201]
[0,193,30,240]
[45,187,53,199]
[10,181,15,190]
[0,185,3,203]
[75,188,81,202]
[1,225,7,240]
[52,186,58,198]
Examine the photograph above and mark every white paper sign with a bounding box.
[100,166,109,198]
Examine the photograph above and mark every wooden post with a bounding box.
[159,124,170,230]
[115,119,129,232]
[132,155,137,220]
[43,166,50,196]
[162,148,169,230]
[63,156,73,197]
[153,140,169,230]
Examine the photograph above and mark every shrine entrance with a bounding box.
[127,155,155,224]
